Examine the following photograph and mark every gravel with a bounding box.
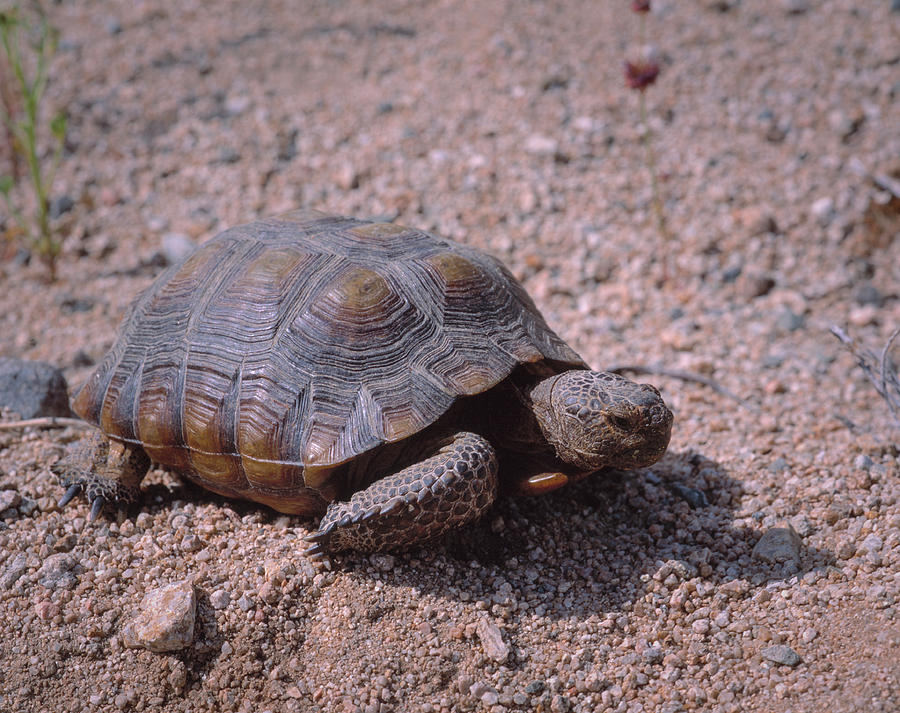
[1,0,899,712]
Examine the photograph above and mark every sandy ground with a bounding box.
[1,0,899,711]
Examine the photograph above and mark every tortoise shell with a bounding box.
[72,210,586,513]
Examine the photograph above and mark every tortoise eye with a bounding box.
[609,414,632,431]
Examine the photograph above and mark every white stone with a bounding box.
[122,580,197,652]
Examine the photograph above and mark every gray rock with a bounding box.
[667,482,709,509]
[217,146,241,164]
[783,0,808,13]
[0,489,21,511]
[0,554,28,590]
[752,525,802,565]
[104,17,123,35]
[761,644,801,666]
[49,195,75,219]
[277,127,298,162]
[57,295,95,314]
[37,553,78,590]
[17,496,37,517]
[721,265,742,283]
[0,358,71,419]
[476,618,509,662]
[122,580,197,652]
[775,309,805,332]
[853,285,883,307]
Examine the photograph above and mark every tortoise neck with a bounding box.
[476,370,559,461]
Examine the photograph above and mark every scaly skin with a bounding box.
[305,431,498,558]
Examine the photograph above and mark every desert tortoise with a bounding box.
[58,210,673,556]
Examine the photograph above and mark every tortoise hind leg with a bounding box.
[53,430,151,520]
[305,431,499,559]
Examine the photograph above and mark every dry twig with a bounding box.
[0,416,87,431]
[608,364,756,411]
[848,157,900,199]
[830,325,900,427]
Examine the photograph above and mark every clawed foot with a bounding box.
[51,431,149,521]
[53,472,139,521]
[303,528,336,569]
[57,481,102,520]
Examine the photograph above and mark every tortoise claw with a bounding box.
[303,528,335,567]
[58,483,83,509]
[89,496,106,522]
[303,530,331,570]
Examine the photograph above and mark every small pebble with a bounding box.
[161,233,196,265]
[476,618,509,662]
[121,580,197,652]
[775,309,805,332]
[667,482,708,509]
[859,534,884,554]
[210,589,231,610]
[370,554,396,572]
[853,285,883,307]
[761,644,802,667]
[49,195,75,219]
[752,525,802,565]
[224,94,251,116]
[810,196,835,225]
[0,490,21,512]
[104,17,123,35]
[801,628,818,644]
[0,554,28,590]
[783,0,808,13]
[523,134,559,156]
[37,553,77,590]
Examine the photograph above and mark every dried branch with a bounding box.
[847,157,900,199]
[830,324,900,427]
[608,364,757,411]
[0,416,88,430]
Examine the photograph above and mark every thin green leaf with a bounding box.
[50,111,66,140]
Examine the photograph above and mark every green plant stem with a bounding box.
[638,90,669,244]
[0,7,63,279]
[634,10,671,284]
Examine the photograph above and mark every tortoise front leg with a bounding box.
[53,430,151,520]
[305,431,499,559]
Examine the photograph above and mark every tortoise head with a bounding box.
[529,370,673,472]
